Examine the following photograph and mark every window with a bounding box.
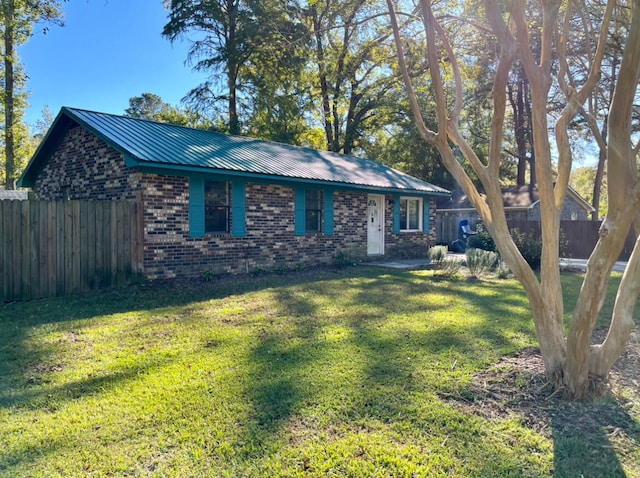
[399,197,422,231]
[305,189,322,233]
[205,181,230,233]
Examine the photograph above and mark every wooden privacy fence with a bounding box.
[508,220,636,261]
[1,199,144,302]
[437,215,636,260]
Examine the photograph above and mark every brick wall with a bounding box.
[141,180,376,278]
[33,125,142,201]
[32,124,434,279]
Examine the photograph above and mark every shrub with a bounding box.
[466,230,496,251]
[511,228,542,270]
[496,260,512,279]
[201,270,215,282]
[465,248,499,278]
[333,251,357,268]
[428,245,448,267]
[438,257,462,277]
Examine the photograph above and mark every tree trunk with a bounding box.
[565,0,640,398]
[3,0,16,190]
[311,5,334,151]
[592,56,617,221]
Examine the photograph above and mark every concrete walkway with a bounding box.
[559,257,628,273]
[370,255,629,272]
[369,258,432,269]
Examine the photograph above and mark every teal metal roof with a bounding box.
[20,107,449,196]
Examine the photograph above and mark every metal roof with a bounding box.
[437,185,594,212]
[21,107,449,196]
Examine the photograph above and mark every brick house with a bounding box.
[19,108,449,279]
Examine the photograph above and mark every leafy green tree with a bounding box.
[162,0,306,136]
[125,93,216,130]
[570,166,608,218]
[125,93,170,120]
[1,0,65,189]
[242,2,311,143]
[306,0,399,154]
[31,105,54,142]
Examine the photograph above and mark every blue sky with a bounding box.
[19,0,208,126]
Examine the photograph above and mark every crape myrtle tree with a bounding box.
[387,0,640,399]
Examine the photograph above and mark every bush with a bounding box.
[428,245,449,267]
[437,257,462,277]
[496,260,512,279]
[466,230,496,251]
[511,228,542,270]
[333,251,357,268]
[465,248,499,278]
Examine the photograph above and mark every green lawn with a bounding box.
[1,267,638,477]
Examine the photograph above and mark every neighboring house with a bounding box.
[436,184,595,243]
[0,190,29,200]
[19,107,449,279]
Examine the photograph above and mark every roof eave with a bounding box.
[131,160,450,196]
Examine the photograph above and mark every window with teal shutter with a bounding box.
[190,178,245,236]
[295,187,330,235]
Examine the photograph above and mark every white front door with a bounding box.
[367,195,384,255]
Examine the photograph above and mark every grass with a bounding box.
[0,267,638,477]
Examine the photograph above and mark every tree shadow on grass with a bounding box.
[230,269,547,472]
[442,344,640,477]
[0,353,176,473]
[551,398,640,477]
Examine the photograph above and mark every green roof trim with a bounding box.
[20,107,450,197]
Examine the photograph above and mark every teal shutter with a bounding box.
[423,198,431,233]
[231,182,246,236]
[393,195,401,234]
[189,177,205,237]
[294,188,306,236]
[324,189,334,235]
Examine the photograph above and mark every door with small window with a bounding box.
[367,195,384,255]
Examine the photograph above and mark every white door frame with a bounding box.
[367,194,385,255]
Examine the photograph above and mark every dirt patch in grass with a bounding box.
[443,330,640,440]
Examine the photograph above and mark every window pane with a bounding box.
[305,189,322,232]
[306,210,320,231]
[408,199,419,229]
[306,190,321,209]
[205,181,229,232]
[400,199,408,230]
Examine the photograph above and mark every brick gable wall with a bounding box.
[33,125,143,201]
